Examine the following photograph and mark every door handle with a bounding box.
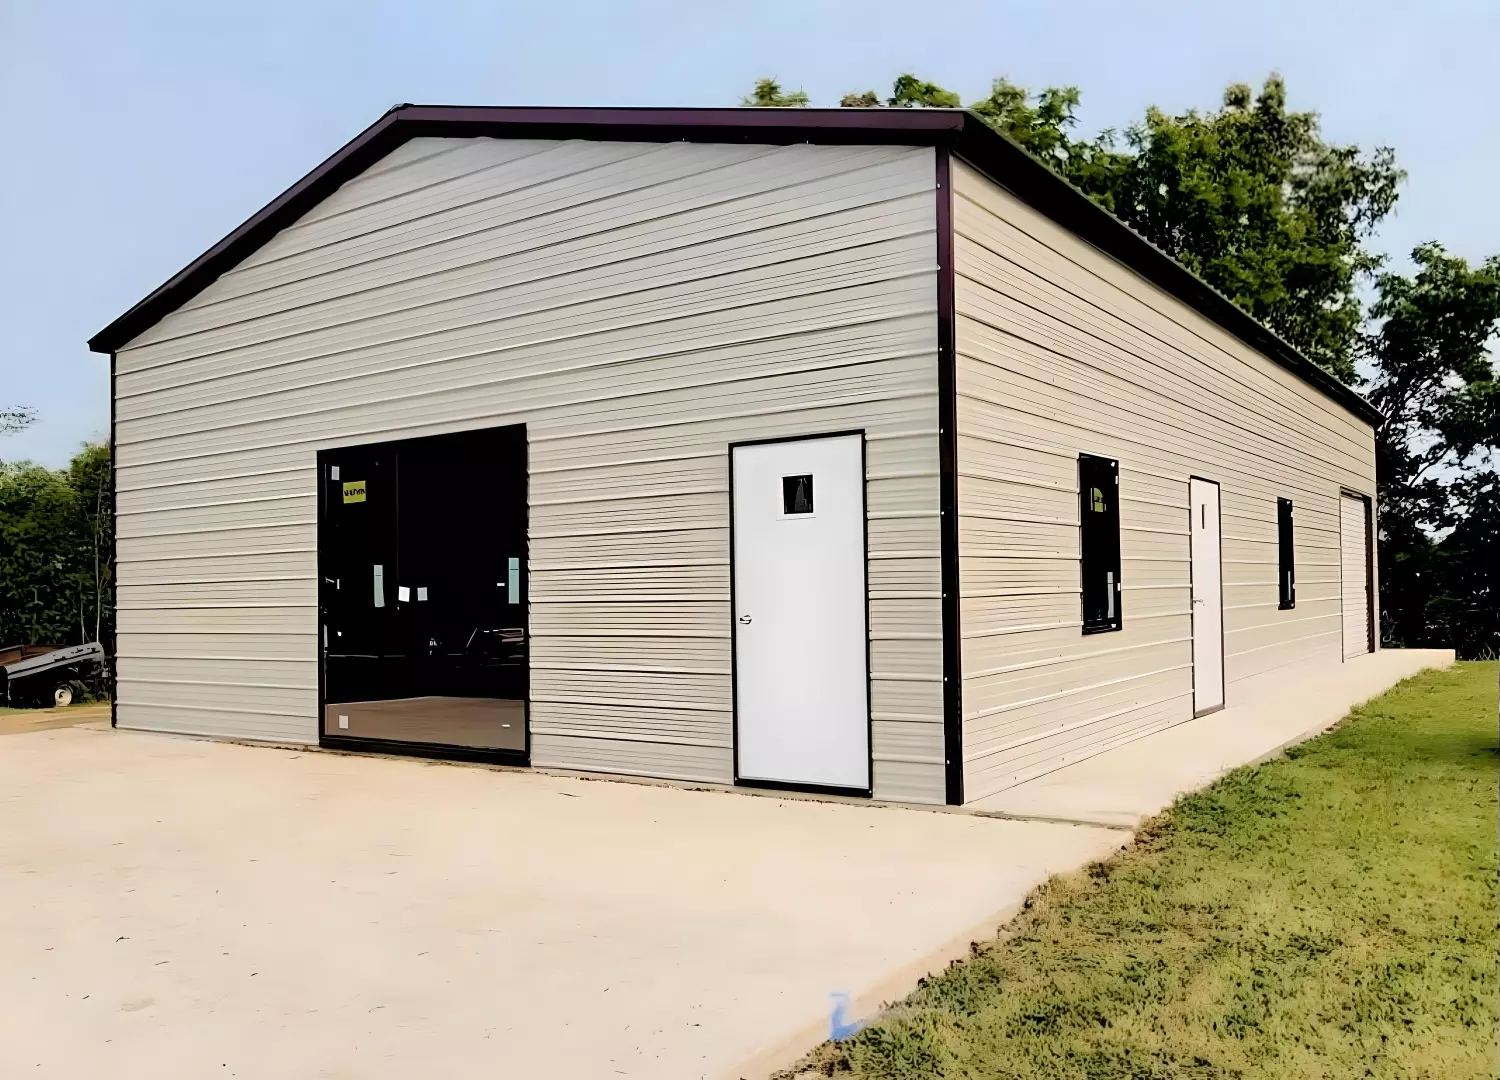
[738,615,752,625]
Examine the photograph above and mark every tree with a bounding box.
[884,74,961,109]
[741,78,808,108]
[1364,244,1500,654]
[971,79,1080,164]
[756,72,1403,380]
[1427,473,1500,657]
[965,78,1134,202]
[0,443,115,649]
[67,443,113,646]
[840,74,960,110]
[738,72,1498,653]
[1091,78,1401,382]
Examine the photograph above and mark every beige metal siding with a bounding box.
[950,159,1377,801]
[1339,494,1372,657]
[114,138,945,803]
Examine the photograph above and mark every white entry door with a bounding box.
[731,434,870,792]
[1189,478,1225,715]
[1340,493,1372,658]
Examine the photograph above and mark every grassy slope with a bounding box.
[795,662,1498,1080]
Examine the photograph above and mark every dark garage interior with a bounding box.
[318,424,529,758]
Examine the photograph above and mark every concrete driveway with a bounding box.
[0,724,1123,1079]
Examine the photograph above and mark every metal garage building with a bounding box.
[90,106,1380,807]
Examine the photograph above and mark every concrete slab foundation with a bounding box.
[0,649,1450,1077]
[0,724,1121,1079]
[968,649,1456,828]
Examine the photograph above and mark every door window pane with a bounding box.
[782,474,814,515]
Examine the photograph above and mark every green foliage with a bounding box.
[0,443,114,648]
[971,78,1083,164]
[740,78,808,108]
[967,77,1135,205]
[960,74,1402,382]
[791,663,1499,1079]
[1427,475,1500,657]
[1097,77,1402,383]
[828,72,1403,380]
[744,69,1493,654]
[884,74,960,109]
[1366,244,1500,656]
[839,75,961,110]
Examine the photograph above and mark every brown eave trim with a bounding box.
[88,105,1381,428]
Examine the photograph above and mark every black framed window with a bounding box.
[1277,497,1295,609]
[1079,454,1122,633]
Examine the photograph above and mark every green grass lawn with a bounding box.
[791,661,1498,1080]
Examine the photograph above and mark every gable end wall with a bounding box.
[112,138,946,803]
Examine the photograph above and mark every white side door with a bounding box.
[1340,494,1371,658]
[731,434,870,792]
[1189,478,1225,715]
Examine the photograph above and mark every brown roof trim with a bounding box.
[88,105,1381,426]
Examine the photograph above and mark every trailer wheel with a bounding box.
[53,685,73,708]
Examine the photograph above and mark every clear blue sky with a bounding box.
[3,0,1496,466]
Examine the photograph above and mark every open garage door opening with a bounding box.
[318,425,528,762]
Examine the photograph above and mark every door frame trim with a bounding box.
[1188,475,1227,718]
[728,429,874,799]
[313,425,531,767]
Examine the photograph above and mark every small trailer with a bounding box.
[0,642,109,708]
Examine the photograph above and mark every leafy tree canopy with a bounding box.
[1093,78,1402,383]
[741,78,808,108]
[841,74,960,109]
[0,442,114,648]
[746,72,1403,382]
[1364,244,1500,653]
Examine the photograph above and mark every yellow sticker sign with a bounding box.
[342,480,367,504]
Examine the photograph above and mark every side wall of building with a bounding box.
[113,139,947,803]
[950,159,1377,802]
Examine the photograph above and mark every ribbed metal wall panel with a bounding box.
[950,160,1376,802]
[113,138,944,803]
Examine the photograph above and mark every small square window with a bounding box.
[782,474,814,515]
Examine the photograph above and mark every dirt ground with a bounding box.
[0,702,110,736]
